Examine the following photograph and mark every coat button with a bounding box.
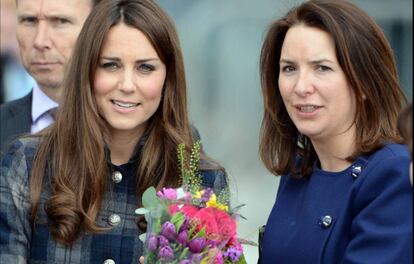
[112,171,122,183]
[351,165,362,178]
[108,214,121,226]
[103,259,115,264]
[318,215,333,228]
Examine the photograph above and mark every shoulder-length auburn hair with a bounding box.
[30,0,219,245]
[259,0,406,178]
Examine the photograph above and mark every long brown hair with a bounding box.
[259,0,406,178]
[30,0,217,245]
[398,103,413,155]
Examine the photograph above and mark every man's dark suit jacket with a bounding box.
[0,91,32,154]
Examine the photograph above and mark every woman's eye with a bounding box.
[281,65,295,73]
[138,64,155,73]
[316,65,332,72]
[100,62,119,70]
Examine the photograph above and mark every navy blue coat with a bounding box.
[262,144,412,263]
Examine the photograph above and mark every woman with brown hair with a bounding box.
[0,0,226,263]
[258,0,412,263]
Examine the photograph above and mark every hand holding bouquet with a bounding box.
[136,141,246,264]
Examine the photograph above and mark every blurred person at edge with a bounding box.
[0,0,227,263]
[0,0,101,153]
[0,0,34,104]
[258,0,412,263]
[398,103,413,185]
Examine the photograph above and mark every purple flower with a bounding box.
[158,235,170,248]
[146,235,158,252]
[179,218,189,233]
[189,237,206,253]
[158,245,174,262]
[190,253,203,262]
[160,221,176,241]
[207,239,220,247]
[223,246,243,262]
[179,261,192,264]
[177,230,188,246]
[157,188,177,200]
[201,188,213,203]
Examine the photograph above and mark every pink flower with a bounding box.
[181,205,199,218]
[168,204,180,215]
[157,188,177,200]
[214,251,224,264]
[194,207,219,236]
[215,209,236,241]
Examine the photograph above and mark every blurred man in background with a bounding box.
[0,0,34,104]
[0,0,100,152]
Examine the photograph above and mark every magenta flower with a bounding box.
[214,251,224,264]
[189,237,206,253]
[157,188,177,200]
[160,221,176,241]
[146,235,158,252]
[177,230,188,247]
[158,245,174,261]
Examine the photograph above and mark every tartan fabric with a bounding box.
[0,137,226,264]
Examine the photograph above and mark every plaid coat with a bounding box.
[0,137,227,264]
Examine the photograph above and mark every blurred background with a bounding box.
[1,0,412,262]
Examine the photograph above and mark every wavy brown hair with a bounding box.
[397,103,412,155]
[29,0,220,245]
[259,0,406,178]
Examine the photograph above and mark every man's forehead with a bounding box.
[16,0,92,15]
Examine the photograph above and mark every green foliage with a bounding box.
[142,187,158,209]
[235,254,247,264]
[177,140,203,195]
[178,247,189,260]
[141,187,166,233]
[187,224,198,240]
[170,212,186,234]
[217,186,231,205]
[144,251,157,264]
[192,226,206,239]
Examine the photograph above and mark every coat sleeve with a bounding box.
[0,140,32,263]
[342,152,412,264]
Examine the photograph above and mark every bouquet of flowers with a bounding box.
[135,141,246,264]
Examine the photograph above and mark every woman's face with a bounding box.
[94,23,166,138]
[278,24,357,143]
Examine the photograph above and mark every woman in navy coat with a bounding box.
[258,0,412,263]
